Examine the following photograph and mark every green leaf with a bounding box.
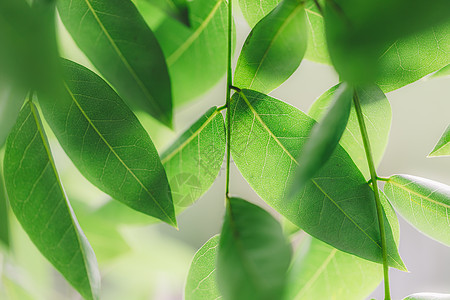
[234,0,307,93]
[324,0,450,85]
[152,0,231,105]
[0,82,26,148]
[286,190,400,299]
[238,0,279,28]
[385,174,450,246]
[161,107,225,210]
[309,84,391,178]
[3,101,100,300]
[431,64,450,78]
[217,197,292,300]
[143,0,189,26]
[404,293,450,300]
[0,159,9,248]
[57,0,172,126]
[429,125,450,157]
[292,83,352,192]
[230,89,404,269]
[185,235,221,300]
[38,59,176,227]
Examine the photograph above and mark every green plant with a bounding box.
[0,0,449,299]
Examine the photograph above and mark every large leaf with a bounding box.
[309,84,391,178]
[57,0,172,126]
[185,235,221,300]
[429,125,450,157]
[234,0,307,94]
[230,89,404,269]
[324,0,450,85]
[217,197,292,300]
[151,0,230,105]
[293,83,352,191]
[286,190,400,300]
[38,59,176,227]
[404,294,450,300]
[3,101,100,300]
[385,174,450,246]
[161,107,225,210]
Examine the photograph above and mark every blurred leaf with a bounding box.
[3,101,100,300]
[238,0,279,28]
[324,0,450,85]
[145,0,189,26]
[57,0,172,126]
[38,59,176,227]
[385,175,450,246]
[234,0,307,93]
[429,125,450,157]
[292,83,352,192]
[404,294,450,300]
[90,200,159,226]
[0,158,9,248]
[230,89,404,269]
[431,64,450,78]
[1,274,35,300]
[309,84,391,178]
[185,235,221,300]
[152,0,232,105]
[0,82,26,148]
[162,107,225,211]
[217,197,292,300]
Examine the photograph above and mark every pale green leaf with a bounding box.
[38,59,176,227]
[234,0,307,93]
[293,83,352,191]
[238,0,279,28]
[431,64,450,78]
[230,89,404,269]
[404,293,450,300]
[309,84,391,178]
[385,174,450,246]
[185,235,221,300]
[3,101,100,300]
[217,197,292,300]
[429,125,450,157]
[162,107,225,210]
[0,158,9,248]
[57,0,172,126]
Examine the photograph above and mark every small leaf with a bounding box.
[0,160,9,248]
[292,83,352,192]
[404,293,450,300]
[185,235,221,300]
[38,59,176,227]
[309,84,391,178]
[431,64,450,78]
[238,0,279,28]
[234,0,307,93]
[230,89,404,269]
[429,125,450,157]
[385,174,450,246]
[161,107,226,210]
[217,197,292,300]
[303,0,330,64]
[57,0,172,126]
[3,101,100,300]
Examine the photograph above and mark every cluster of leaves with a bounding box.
[0,0,449,299]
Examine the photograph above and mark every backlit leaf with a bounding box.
[38,59,176,227]
[431,64,450,78]
[404,293,450,300]
[230,89,404,269]
[3,101,100,300]
[385,174,450,246]
[57,0,172,126]
[217,197,292,300]
[234,0,307,93]
[238,0,279,28]
[429,125,450,157]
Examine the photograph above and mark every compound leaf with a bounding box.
[3,101,100,300]
[429,125,450,157]
[217,197,292,300]
[38,59,176,227]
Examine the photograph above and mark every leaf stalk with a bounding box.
[225,0,233,200]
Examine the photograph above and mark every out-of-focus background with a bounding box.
[1,5,449,300]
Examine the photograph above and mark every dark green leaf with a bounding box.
[38,59,176,227]
[0,82,26,148]
[230,89,404,269]
[309,84,391,178]
[385,175,450,246]
[429,125,450,157]
[217,197,292,300]
[3,101,100,300]
[161,107,225,211]
[292,83,352,192]
[185,235,221,300]
[404,293,450,300]
[234,0,307,93]
[57,0,172,126]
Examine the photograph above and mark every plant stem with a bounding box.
[225,0,233,200]
[353,91,391,300]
